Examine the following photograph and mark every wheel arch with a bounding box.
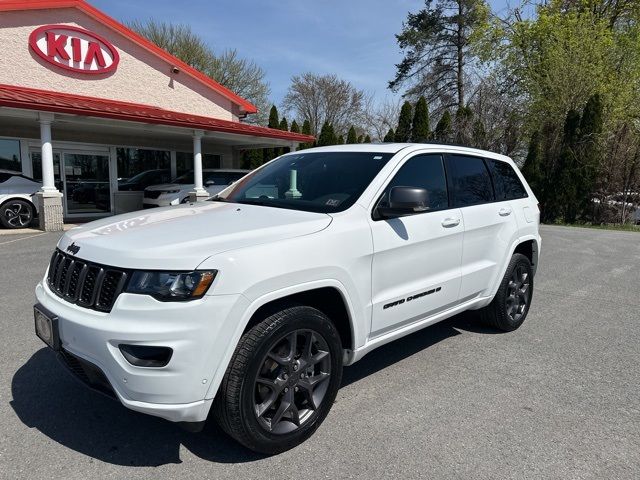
[487,235,540,300]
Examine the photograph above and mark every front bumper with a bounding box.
[35,279,248,423]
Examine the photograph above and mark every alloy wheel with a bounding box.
[506,264,530,322]
[3,202,32,228]
[253,329,332,434]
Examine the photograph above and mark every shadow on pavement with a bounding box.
[11,310,494,466]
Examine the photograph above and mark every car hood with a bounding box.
[58,202,332,270]
[145,183,191,192]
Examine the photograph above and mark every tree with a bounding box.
[395,101,413,142]
[290,120,300,134]
[383,128,396,142]
[389,0,490,110]
[283,73,369,137]
[346,126,358,144]
[357,135,364,143]
[318,122,338,146]
[278,117,289,131]
[455,105,474,145]
[364,98,402,142]
[555,109,582,223]
[521,130,543,196]
[268,106,279,129]
[337,135,345,145]
[434,110,453,142]
[411,96,430,141]
[128,20,271,125]
[364,135,372,143]
[298,119,313,150]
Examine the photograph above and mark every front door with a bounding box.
[62,152,111,215]
[369,153,464,338]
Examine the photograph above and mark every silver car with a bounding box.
[0,170,41,229]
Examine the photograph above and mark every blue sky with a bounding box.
[92,0,511,108]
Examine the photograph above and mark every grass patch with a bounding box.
[550,222,640,232]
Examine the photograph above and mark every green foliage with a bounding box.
[290,120,300,134]
[357,135,364,143]
[278,117,289,131]
[346,126,358,144]
[337,135,345,145]
[411,96,430,142]
[521,130,543,196]
[318,122,338,146]
[383,128,395,142]
[298,119,313,150]
[395,101,413,142]
[242,149,264,170]
[434,110,452,142]
[364,135,371,143]
[268,106,279,129]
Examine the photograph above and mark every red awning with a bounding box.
[0,83,314,143]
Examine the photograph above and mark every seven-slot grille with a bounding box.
[47,249,128,312]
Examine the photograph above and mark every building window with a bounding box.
[0,139,21,172]
[116,148,170,191]
[176,151,222,176]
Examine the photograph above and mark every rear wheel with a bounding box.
[213,305,343,454]
[480,253,533,331]
[0,199,34,229]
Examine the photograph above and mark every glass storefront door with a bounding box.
[63,153,111,215]
[31,149,112,216]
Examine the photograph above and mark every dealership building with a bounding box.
[0,0,313,230]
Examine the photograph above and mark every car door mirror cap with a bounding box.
[377,186,430,219]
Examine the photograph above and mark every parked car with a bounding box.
[143,169,249,207]
[34,144,541,454]
[0,169,40,228]
[118,169,171,191]
[591,192,640,224]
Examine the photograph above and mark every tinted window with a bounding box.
[486,159,528,200]
[217,152,393,213]
[447,155,494,207]
[116,148,170,189]
[0,139,21,172]
[377,154,448,212]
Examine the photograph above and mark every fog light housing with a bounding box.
[119,344,173,367]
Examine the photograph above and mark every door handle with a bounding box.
[498,208,512,217]
[441,217,460,228]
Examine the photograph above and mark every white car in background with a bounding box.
[0,170,41,229]
[143,169,249,208]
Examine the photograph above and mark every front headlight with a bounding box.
[125,270,217,301]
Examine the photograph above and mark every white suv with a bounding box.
[34,144,541,454]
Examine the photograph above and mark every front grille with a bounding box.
[47,249,128,312]
[144,190,162,199]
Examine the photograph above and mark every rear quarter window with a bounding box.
[486,159,528,200]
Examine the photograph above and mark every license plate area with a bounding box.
[34,304,60,351]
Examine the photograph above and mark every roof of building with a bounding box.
[0,83,315,143]
[0,0,258,115]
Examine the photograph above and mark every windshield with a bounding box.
[214,151,393,213]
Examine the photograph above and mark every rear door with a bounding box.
[369,153,464,337]
[445,154,520,300]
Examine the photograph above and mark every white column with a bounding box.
[193,130,206,194]
[189,130,208,202]
[39,112,57,192]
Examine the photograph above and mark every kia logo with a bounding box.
[29,24,119,75]
[66,242,81,255]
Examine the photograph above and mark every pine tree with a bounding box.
[346,126,358,144]
[357,134,364,143]
[522,131,542,196]
[577,94,603,220]
[290,119,300,133]
[383,128,395,142]
[337,135,345,144]
[243,149,264,170]
[298,119,312,150]
[555,109,581,223]
[364,134,371,143]
[411,96,430,142]
[318,121,338,146]
[395,101,413,142]
[472,120,486,149]
[455,106,474,145]
[264,105,280,161]
[434,110,452,142]
[278,117,289,131]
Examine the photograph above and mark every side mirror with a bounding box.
[377,186,429,219]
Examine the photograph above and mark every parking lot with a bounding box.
[0,224,638,479]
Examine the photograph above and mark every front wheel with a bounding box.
[213,305,343,454]
[0,199,34,229]
[480,253,534,331]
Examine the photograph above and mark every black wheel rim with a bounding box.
[4,202,31,227]
[253,329,331,434]
[506,264,531,322]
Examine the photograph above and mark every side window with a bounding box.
[486,159,528,201]
[377,154,448,212]
[446,154,494,207]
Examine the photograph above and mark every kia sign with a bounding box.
[29,24,119,74]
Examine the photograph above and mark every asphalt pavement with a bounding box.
[0,225,638,479]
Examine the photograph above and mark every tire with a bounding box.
[213,305,343,454]
[480,253,534,332]
[0,199,34,229]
